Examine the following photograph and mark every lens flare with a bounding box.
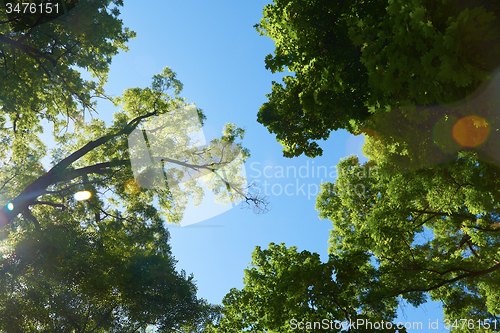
[6,203,13,211]
[124,178,141,195]
[452,115,490,148]
[74,190,92,201]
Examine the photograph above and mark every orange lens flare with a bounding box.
[452,115,490,148]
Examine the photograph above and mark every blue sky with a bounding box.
[86,0,447,330]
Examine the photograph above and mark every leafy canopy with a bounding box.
[0,63,250,332]
[0,7,256,327]
[256,0,500,158]
[316,154,500,331]
[209,243,406,333]
[0,0,136,136]
[0,1,260,330]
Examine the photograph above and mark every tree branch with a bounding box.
[32,200,65,209]
[22,207,40,231]
[390,262,500,297]
[0,33,57,66]
[0,109,159,229]
[89,308,114,333]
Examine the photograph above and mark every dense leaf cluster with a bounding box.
[256,0,500,158]
[209,243,405,333]
[0,0,136,136]
[316,154,500,325]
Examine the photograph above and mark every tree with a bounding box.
[0,205,203,332]
[0,1,266,330]
[174,302,222,333]
[255,0,500,158]
[0,64,262,331]
[209,243,407,333]
[316,154,500,331]
[0,0,136,136]
[0,66,262,230]
[256,3,500,326]
[358,93,500,175]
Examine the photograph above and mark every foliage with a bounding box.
[316,154,500,332]
[0,62,261,330]
[209,243,407,333]
[0,61,252,331]
[363,69,500,176]
[255,0,382,157]
[0,0,136,136]
[0,208,202,332]
[0,1,267,330]
[174,302,222,333]
[255,0,500,158]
